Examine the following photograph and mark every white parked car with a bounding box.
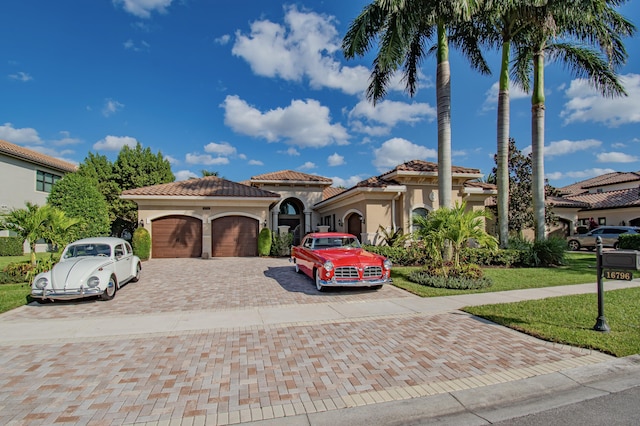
[31,237,142,302]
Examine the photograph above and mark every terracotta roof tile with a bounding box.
[0,139,77,173]
[386,159,481,176]
[559,171,640,195]
[250,170,332,183]
[322,186,345,200]
[564,187,640,210]
[464,181,497,190]
[121,176,280,198]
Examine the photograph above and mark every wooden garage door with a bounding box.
[152,215,202,258]
[211,216,258,257]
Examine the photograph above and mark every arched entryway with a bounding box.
[630,217,640,227]
[346,213,362,240]
[278,198,305,245]
[152,215,202,258]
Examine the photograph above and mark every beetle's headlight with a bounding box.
[34,277,48,289]
[383,259,392,270]
[323,261,334,271]
[87,276,100,288]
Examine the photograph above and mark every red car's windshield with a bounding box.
[312,237,361,249]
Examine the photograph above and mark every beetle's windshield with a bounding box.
[64,244,112,258]
[313,237,361,249]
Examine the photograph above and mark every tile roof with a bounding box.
[250,170,332,184]
[0,139,77,173]
[322,186,345,200]
[385,159,481,176]
[564,187,640,210]
[558,171,640,195]
[121,176,281,198]
[464,181,498,190]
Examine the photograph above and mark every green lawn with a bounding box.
[0,253,49,314]
[391,252,598,297]
[463,287,640,357]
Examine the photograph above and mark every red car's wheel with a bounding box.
[314,269,327,292]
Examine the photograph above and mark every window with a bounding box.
[279,200,299,215]
[411,207,429,233]
[36,170,62,193]
[598,217,606,225]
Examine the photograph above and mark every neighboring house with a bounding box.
[0,139,78,252]
[551,171,640,235]
[122,160,497,258]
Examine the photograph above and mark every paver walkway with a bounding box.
[1,257,637,425]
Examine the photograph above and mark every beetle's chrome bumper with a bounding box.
[31,288,103,301]
[317,277,392,287]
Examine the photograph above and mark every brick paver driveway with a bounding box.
[0,258,608,425]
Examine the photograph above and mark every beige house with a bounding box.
[0,140,78,252]
[122,160,497,258]
[551,171,640,236]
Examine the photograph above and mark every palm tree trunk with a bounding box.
[496,40,511,248]
[436,22,452,210]
[532,50,546,242]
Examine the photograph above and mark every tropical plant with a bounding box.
[413,201,498,272]
[258,227,272,256]
[511,0,635,240]
[342,0,490,209]
[377,225,409,247]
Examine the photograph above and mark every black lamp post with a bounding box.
[593,236,610,332]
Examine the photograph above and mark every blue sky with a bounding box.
[1,0,639,189]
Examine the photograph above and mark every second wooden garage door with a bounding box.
[152,215,202,258]
[211,216,258,257]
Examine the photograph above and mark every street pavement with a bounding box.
[0,257,639,425]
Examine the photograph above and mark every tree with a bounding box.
[413,201,498,271]
[0,203,79,265]
[511,0,635,240]
[48,173,111,240]
[77,152,122,224]
[488,138,559,236]
[342,0,490,209]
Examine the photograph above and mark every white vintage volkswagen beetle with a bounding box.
[31,237,142,302]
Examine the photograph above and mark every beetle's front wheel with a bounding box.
[101,275,117,301]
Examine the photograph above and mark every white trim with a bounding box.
[147,212,205,222]
[209,212,261,223]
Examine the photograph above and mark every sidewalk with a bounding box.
[1,270,639,425]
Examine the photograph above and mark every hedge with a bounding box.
[0,237,23,256]
[618,234,640,250]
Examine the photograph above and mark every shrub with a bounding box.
[0,237,23,256]
[271,232,293,257]
[618,234,640,250]
[3,261,32,282]
[0,271,25,284]
[523,237,567,267]
[132,227,151,260]
[408,269,493,290]
[258,227,272,256]
[462,247,524,267]
[363,242,430,266]
[26,253,60,282]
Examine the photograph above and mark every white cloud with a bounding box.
[248,159,263,165]
[8,71,32,82]
[231,5,372,96]
[0,123,41,144]
[102,99,124,117]
[348,100,436,134]
[560,74,640,127]
[298,161,316,170]
[546,168,617,182]
[185,153,230,166]
[327,153,344,166]
[280,147,300,156]
[521,139,601,157]
[596,151,638,163]
[481,81,529,112]
[373,138,437,170]
[174,169,198,181]
[611,142,626,148]
[331,175,364,188]
[221,95,349,148]
[124,39,150,52]
[164,155,179,164]
[52,131,81,146]
[204,141,236,156]
[215,35,230,45]
[113,0,173,19]
[94,135,137,151]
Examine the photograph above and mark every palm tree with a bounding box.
[511,0,635,240]
[342,0,489,209]
[413,201,498,270]
[0,203,78,265]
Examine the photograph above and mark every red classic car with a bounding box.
[290,232,392,292]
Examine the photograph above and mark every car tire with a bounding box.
[131,262,142,282]
[567,240,581,251]
[371,285,383,290]
[613,242,619,250]
[101,275,117,301]
[294,261,302,274]
[314,269,326,292]
[35,298,51,304]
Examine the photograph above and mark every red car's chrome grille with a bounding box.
[334,266,382,279]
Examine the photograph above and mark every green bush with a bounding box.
[618,234,640,250]
[363,242,430,266]
[462,247,524,267]
[408,269,493,289]
[0,270,25,284]
[523,237,567,267]
[0,237,24,256]
[257,227,272,256]
[2,261,32,282]
[270,232,293,257]
[132,227,151,260]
